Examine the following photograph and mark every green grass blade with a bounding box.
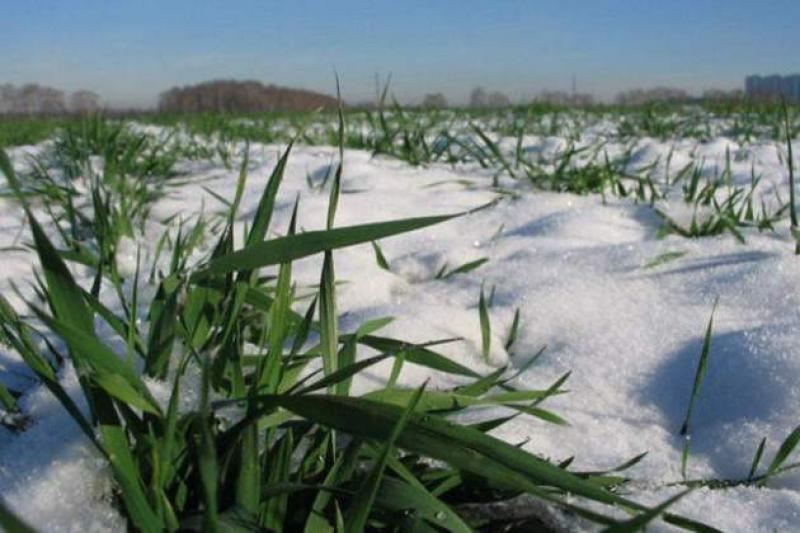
[371,240,391,271]
[261,430,294,529]
[303,438,362,533]
[246,140,293,247]
[380,455,472,533]
[505,308,521,352]
[33,310,162,416]
[198,361,219,531]
[761,425,800,484]
[228,140,250,225]
[356,335,479,378]
[0,381,17,414]
[440,257,489,280]
[748,437,766,481]
[97,401,163,531]
[680,300,718,437]
[263,395,636,509]
[145,278,181,379]
[679,299,718,481]
[603,489,692,533]
[644,251,687,269]
[0,497,36,533]
[192,213,462,279]
[363,387,560,413]
[25,210,93,332]
[297,355,391,396]
[319,252,338,386]
[479,285,491,362]
[345,383,426,532]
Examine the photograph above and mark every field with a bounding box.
[0,100,799,531]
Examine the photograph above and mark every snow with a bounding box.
[1,121,799,531]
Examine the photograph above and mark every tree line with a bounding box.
[0,84,100,115]
[420,86,746,109]
[0,79,755,117]
[157,80,338,113]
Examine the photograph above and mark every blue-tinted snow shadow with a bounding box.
[0,300,139,476]
[504,211,571,239]
[640,325,793,477]
[305,162,336,188]
[0,351,37,393]
[626,204,665,233]
[501,204,659,239]
[645,251,775,277]
[239,197,295,223]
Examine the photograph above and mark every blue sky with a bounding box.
[1,0,798,107]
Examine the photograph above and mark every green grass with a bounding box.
[0,116,74,149]
[1,100,800,531]
[0,122,714,533]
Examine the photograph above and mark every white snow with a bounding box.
[1,120,799,531]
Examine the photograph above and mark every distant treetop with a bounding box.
[0,84,100,115]
[157,80,338,113]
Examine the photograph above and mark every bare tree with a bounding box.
[0,84,69,115]
[615,87,690,106]
[0,84,13,113]
[469,87,488,108]
[469,88,511,108]
[421,93,448,109]
[38,86,66,114]
[537,90,594,107]
[0,85,106,116]
[69,90,101,114]
[486,91,511,108]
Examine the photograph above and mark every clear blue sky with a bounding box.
[1,0,798,107]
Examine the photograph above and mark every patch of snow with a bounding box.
[0,122,799,531]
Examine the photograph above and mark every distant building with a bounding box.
[745,74,800,102]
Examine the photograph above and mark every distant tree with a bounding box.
[0,84,13,113]
[536,90,594,107]
[69,90,101,114]
[615,87,690,106]
[421,92,448,109]
[469,88,511,108]
[38,86,66,114]
[158,80,338,113]
[15,85,38,114]
[0,84,68,115]
[487,91,511,108]
[0,84,101,116]
[469,87,488,108]
[701,89,744,103]
[350,100,377,110]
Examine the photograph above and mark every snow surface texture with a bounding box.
[1,124,799,531]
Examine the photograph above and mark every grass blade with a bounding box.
[479,285,491,362]
[505,308,521,351]
[679,300,718,480]
[345,382,426,532]
[193,213,463,279]
[761,425,800,485]
[0,497,36,533]
[603,489,693,533]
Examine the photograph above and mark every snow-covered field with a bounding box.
[1,113,799,531]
